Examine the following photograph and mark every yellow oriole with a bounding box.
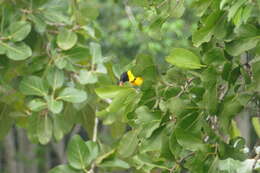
[119,70,143,86]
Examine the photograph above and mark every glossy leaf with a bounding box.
[226,37,260,56]
[9,21,31,42]
[67,135,90,169]
[90,42,102,64]
[175,128,206,151]
[166,48,205,69]
[78,70,98,84]
[192,11,223,47]
[47,97,63,114]
[37,115,53,145]
[27,99,47,112]
[117,130,138,158]
[85,141,99,164]
[58,87,87,103]
[48,165,79,173]
[57,29,78,50]
[99,158,130,169]
[47,67,64,89]
[0,42,32,60]
[95,86,132,99]
[19,76,49,96]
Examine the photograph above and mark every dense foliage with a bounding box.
[0,0,260,172]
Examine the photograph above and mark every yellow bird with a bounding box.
[119,70,143,86]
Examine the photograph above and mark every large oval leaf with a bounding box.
[9,21,32,42]
[166,48,205,69]
[48,165,78,173]
[37,115,53,145]
[27,99,47,112]
[47,67,64,89]
[78,70,98,84]
[117,130,139,158]
[19,76,49,96]
[57,29,78,50]
[0,42,32,60]
[67,135,90,170]
[95,86,131,99]
[58,87,87,103]
[46,96,63,114]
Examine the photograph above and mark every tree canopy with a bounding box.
[0,0,260,172]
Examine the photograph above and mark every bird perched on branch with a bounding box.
[119,70,143,86]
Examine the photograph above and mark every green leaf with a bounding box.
[37,115,53,145]
[67,135,90,170]
[58,87,87,103]
[57,29,78,50]
[48,165,79,173]
[165,67,187,85]
[135,106,161,138]
[139,128,164,153]
[192,0,213,17]
[227,0,247,21]
[54,57,67,69]
[166,48,205,69]
[90,42,102,64]
[29,14,46,34]
[77,104,95,139]
[9,21,31,42]
[95,86,132,99]
[117,130,139,158]
[167,97,187,116]
[78,70,98,84]
[169,132,182,157]
[78,1,99,22]
[220,0,232,9]
[218,158,242,172]
[53,115,64,141]
[192,11,223,47]
[226,37,260,56]
[107,88,138,113]
[202,84,218,115]
[27,113,39,143]
[99,158,130,169]
[47,97,63,114]
[47,67,64,89]
[42,9,71,25]
[175,128,206,151]
[219,96,244,133]
[85,141,99,163]
[0,42,32,60]
[27,99,47,112]
[252,117,260,138]
[63,46,90,63]
[19,76,49,96]
[135,106,160,123]
[202,47,226,65]
[170,0,185,18]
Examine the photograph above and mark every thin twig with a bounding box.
[88,112,99,173]
[92,116,98,142]
[176,78,194,97]
[170,152,195,173]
